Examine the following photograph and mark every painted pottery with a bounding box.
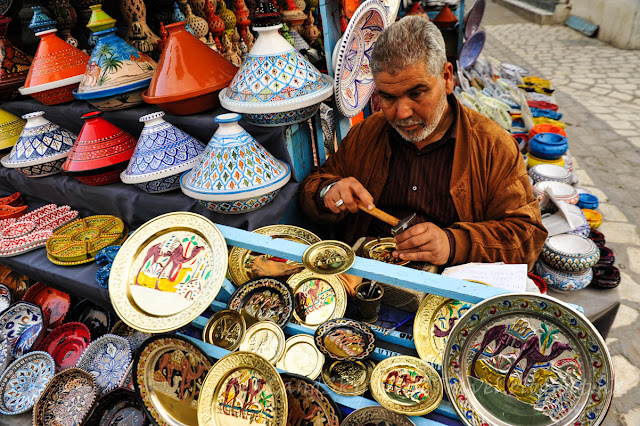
[290,29,310,51]
[18,7,90,105]
[541,233,599,273]
[120,0,160,47]
[302,240,355,275]
[66,299,111,339]
[0,285,10,313]
[62,112,137,185]
[227,277,294,327]
[527,132,568,160]
[0,205,28,220]
[0,302,46,357]
[433,5,458,28]
[463,0,485,39]
[110,320,151,353]
[527,151,565,168]
[0,109,26,154]
[589,229,606,246]
[1,111,77,177]
[0,265,29,300]
[22,282,70,329]
[592,264,621,289]
[32,368,97,426]
[528,163,573,185]
[528,123,566,139]
[83,388,148,426]
[77,334,131,396]
[238,320,286,364]
[565,203,590,238]
[286,269,347,328]
[527,272,548,294]
[180,113,291,213]
[341,406,414,426]
[0,339,9,375]
[276,334,324,379]
[577,193,599,210]
[38,322,91,372]
[535,261,593,292]
[121,111,205,193]
[0,351,54,415]
[597,245,615,265]
[583,208,603,229]
[0,17,33,101]
[533,181,578,204]
[0,192,25,207]
[321,359,374,396]
[142,21,238,115]
[86,4,115,32]
[314,317,375,361]
[281,373,341,425]
[18,0,49,54]
[459,30,485,69]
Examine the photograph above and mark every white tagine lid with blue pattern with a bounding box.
[0,111,76,168]
[180,113,291,203]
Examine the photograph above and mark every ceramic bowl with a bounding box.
[0,301,46,358]
[529,163,573,185]
[0,351,55,415]
[528,123,567,139]
[541,234,600,273]
[592,264,621,289]
[76,334,131,396]
[527,152,564,168]
[589,229,606,246]
[565,203,590,238]
[583,208,603,229]
[527,132,568,160]
[66,299,111,339]
[38,322,91,372]
[577,193,599,210]
[597,245,615,265]
[22,282,70,330]
[535,261,593,292]
[533,181,579,204]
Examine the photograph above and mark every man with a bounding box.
[299,16,547,271]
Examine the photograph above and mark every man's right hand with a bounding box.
[323,177,375,214]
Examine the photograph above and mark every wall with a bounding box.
[571,0,640,49]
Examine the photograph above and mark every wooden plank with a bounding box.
[313,110,327,166]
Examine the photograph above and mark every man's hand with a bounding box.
[393,222,451,265]
[323,177,375,214]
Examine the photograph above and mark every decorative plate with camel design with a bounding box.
[287,269,347,329]
[281,373,341,426]
[314,318,375,361]
[227,277,294,328]
[442,293,614,426]
[109,212,227,333]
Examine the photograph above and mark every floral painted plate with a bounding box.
[38,322,91,372]
[197,351,288,426]
[66,299,112,339]
[0,351,55,415]
[0,339,9,375]
[282,373,341,426]
[314,318,376,361]
[22,282,71,330]
[0,301,46,357]
[443,293,614,426]
[83,387,149,426]
[77,334,132,396]
[341,406,415,426]
[134,334,213,426]
[33,368,97,426]
[287,269,347,328]
[227,277,294,328]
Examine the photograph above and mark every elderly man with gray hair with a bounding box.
[299,16,546,281]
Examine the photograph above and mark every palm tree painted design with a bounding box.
[257,390,273,422]
[92,43,122,87]
[539,322,560,355]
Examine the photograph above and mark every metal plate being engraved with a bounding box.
[133,335,213,426]
[340,406,415,426]
[227,277,294,328]
[228,225,321,286]
[321,360,371,396]
[362,237,410,266]
[239,321,286,365]
[370,355,443,416]
[109,212,227,333]
[202,310,246,351]
[276,334,324,380]
[197,351,288,426]
[282,373,341,426]
[314,318,376,361]
[287,269,347,328]
[414,294,475,366]
[302,240,355,275]
[442,293,614,426]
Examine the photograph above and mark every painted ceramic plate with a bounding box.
[282,373,341,426]
[134,334,213,426]
[302,240,355,275]
[370,355,443,416]
[341,406,415,426]
[0,351,55,415]
[0,284,10,313]
[109,212,227,333]
[66,299,112,339]
[287,269,347,328]
[197,351,288,426]
[382,0,401,23]
[0,301,46,357]
[334,0,387,118]
[314,318,376,361]
[202,309,246,351]
[239,321,286,365]
[33,368,97,426]
[362,238,409,266]
[443,293,614,426]
[464,0,485,40]
[83,388,149,426]
[276,334,325,380]
[321,359,372,396]
[38,321,91,372]
[77,334,132,396]
[22,282,71,329]
[0,339,9,375]
[414,294,474,366]
[111,320,152,353]
[228,224,320,286]
[227,277,294,328]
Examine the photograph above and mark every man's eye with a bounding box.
[410,91,423,98]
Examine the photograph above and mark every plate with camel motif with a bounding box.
[287,269,347,329]
[341,406,415,426]
[109,212,227,333]
[442,293,614,426]
[281,373,341,426]
[314,318,375,361]
[227,277,294,328]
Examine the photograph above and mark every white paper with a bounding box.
[540,188,583,236]
[442,262,528,292]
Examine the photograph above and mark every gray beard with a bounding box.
[391,86,448,144]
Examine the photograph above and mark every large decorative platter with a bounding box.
[334,0,387,118]
[362,237,410,266]
[22,282,71,329]
[197,351,288,426]
[77,334,132,396]
[414,294,474,366]
[239,320,286,365]
[111,320,152,353]
[287,269,347,328]
[0,351,55,415]
[342,406,415,425]
[38,321,91,372]
[202,309,246,352]
[0,284,10,313]
[314,318,375,361]
[67,299,112,339]
[276,334,324,380]
[321,359,373,396]
[0,301,46,357]
[302,240,355,275]
[109,212,227,333]
[282,373,341,426]
[464,0,486,40]
[83,388,149,426]
[228,224,321,286]
[227,277,294,328]
[370,355,443,416]
[32,368,97,426]
[443,293,614,426]
[134,334,213,426]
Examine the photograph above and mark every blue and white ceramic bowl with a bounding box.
[0,351,55,415]
[541,234,600,273]
[527,132,568,160]
[0,302,46,358]
[535,261,593,292]
[76,334,131,396]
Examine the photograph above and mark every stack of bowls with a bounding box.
[532,181,578,204]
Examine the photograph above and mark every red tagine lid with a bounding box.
[0,16,33,98]
[433,5,458,28]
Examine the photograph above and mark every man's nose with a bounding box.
[395,99,413,120]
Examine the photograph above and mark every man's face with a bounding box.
[374,62,454,144]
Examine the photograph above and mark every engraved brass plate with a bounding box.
[276,334,324,380]
[302,240,355,275]
[239,321,285,365]
[321,359,371,396]
[362,237,409,266]
[202,310,246,352]
[286,269,347,329]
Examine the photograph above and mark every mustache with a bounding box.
[393,117,426,127]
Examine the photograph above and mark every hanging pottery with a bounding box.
[180,113,291,213]
[121,111,205,193]
[282,0,306,33]
[180,0,209,40]
[0,109,26,154]
[0,17,33,102]
[120,0,160,48]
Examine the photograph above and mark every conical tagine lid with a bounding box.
[180,113,291,201]
[0,109,27,152]
[121,111,205,183]
[0,16,33,99]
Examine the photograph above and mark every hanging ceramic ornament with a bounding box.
[282,0,306,33]
[18,7,90,105]
[180,113,291,213]
[129,13,153,55]
[120,0,160,48]
[0,110,26,155]
[0,111,77,177]
[179,0,209,41]
[0,17,33,102]
[121,112,205,193]
[216,0,237,36]
[205,0,225,50]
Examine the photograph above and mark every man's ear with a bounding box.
[443,62,455,94]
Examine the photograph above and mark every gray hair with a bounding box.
[371,16,447,76]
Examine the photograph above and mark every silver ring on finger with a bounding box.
[335,199,344,208]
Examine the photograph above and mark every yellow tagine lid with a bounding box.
[0,109,26,153]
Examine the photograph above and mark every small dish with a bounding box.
[281,373,341,426]
[533,181,578,204]
[541,234,600,273]
[227,277,294,328]
[238,320,286,365]
[321,359,372,396]
[38,322,91,372]
[589,229,606,246]
[66,299,111,340]
[577,193,599,210]
[276,334,324,380]
[341,406,415,426]
[76,334,132,396]
[314,318,375,361]
[597,245,615,265]
[362,237,409,266]
[82,387,148,426]
[0,301,46,357]
[287,269,347,328]
[22,282,70,330]
[0,351,55,415]
[583,208,603,229]
[202,309,246,352]
[302,240,355,275]
[528,163,572,185]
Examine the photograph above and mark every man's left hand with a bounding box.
[392,222,450,265]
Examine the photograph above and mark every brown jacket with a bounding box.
[299,101,547,269]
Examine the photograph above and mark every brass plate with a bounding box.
[228,225,321,286]
[302,240,355,275]
[202,309,246,352]
[362,237,410,266]
[314,318,376,361]
[286,269,347,329]
[275,334,324,380]
[414,294,475,366]
[370,355,443,416]
[321,359,372,396]
[281,373,341,426]
[226,277,294,328]
[109,212,227,333]
[341,406,415,426]
[239,321,286,365]
[198,351,288,426]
